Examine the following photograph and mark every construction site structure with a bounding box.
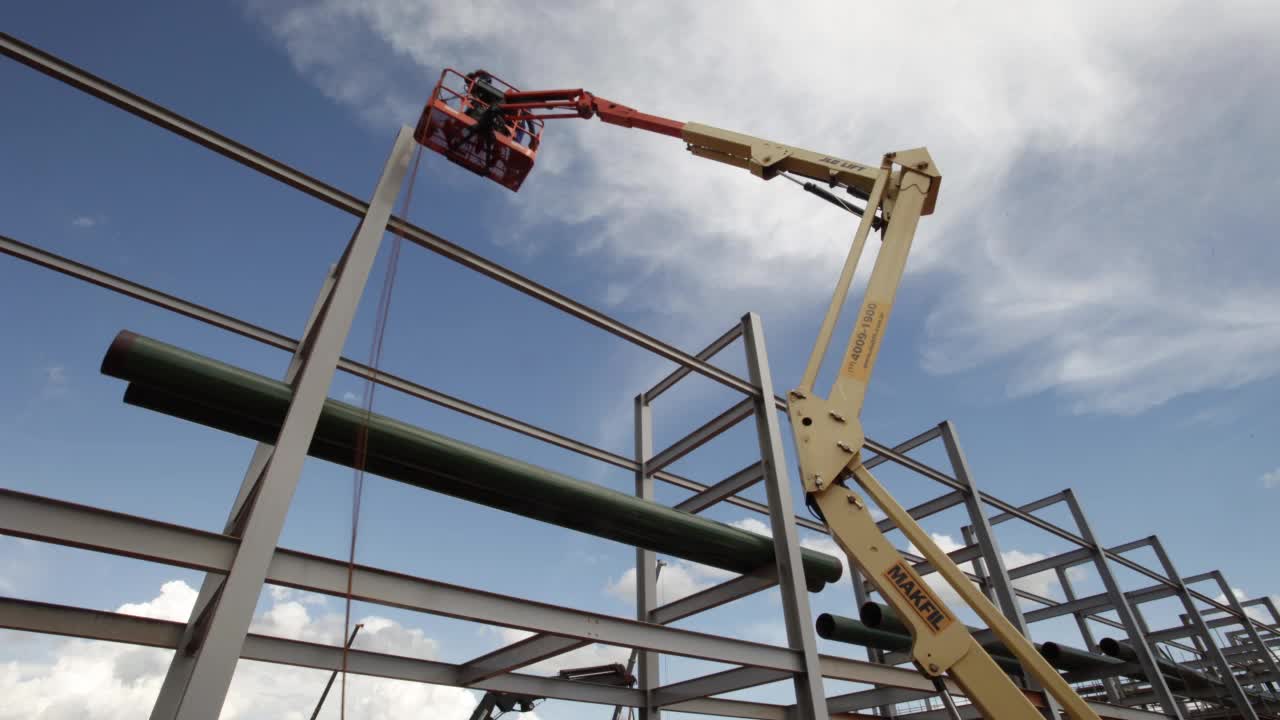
[1,31,1279,720]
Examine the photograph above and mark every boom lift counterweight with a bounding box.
[415,68,1099,720]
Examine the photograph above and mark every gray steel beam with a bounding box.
[1146,625,1198,644]
[455,634,589,686]
[963,525,998,605]
[0,597,782,718]
[636,393,661,720]
[675,463,765,514]
[742,313,827,720]
[154,126,415,720]
[653,666,793,706]
[826,686,935,713]
[1058,564,1122,702]
[863,426,943,472]
[645,324,743,402]
[646,398,754,476]
[1064,492,1184,719]
[152,262,338,717]
[986,491,1069,527]
[0,31,762,400]
[1147,539,1257,720]
[1008,548,1094,580]
[941,421,1031,637]
[875,490,966,535]
[649,567,778,626]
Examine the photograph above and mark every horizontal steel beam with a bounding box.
[645,324,742,402]
[0,488,983,691]
[0,596,792,717]
[863,426,943,471]
[455,634,588,686]
[649,567,778,626]
[674,463,765,514]
[1007,547,1093,580]
[653,666,792,707]
[875,490,966,535]
[1022,585,1177,624]
[647,398,754,475]
[1145,625,1197,643]
[826,686,935,713]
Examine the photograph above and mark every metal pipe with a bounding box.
[100,331,844,591]
[815,614,1024,674]
[857,603,1126,675]
[1099,638,1216,691]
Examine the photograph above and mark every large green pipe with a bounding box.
[816,613,1025,674]
[858,603,1125,675]
[100,331,844,591]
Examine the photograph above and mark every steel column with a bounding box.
[741,312,828,720]
[153,126,413,719]
[636,392,660,720]
[1057,565,1121,702]
[1145,538,1257,720]
[1064,491,1185,719]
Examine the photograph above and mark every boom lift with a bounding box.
[415,69,1102,720]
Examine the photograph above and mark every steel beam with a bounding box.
[653,666,793,706]
[1008,548,1093,580]
[645,324,743,402]
[635,393,660,720]
[455,634,588,686]
[649,567,778,626]
[1197,570,1280,699]
[941,421,1031,638]
[646,398,754,476]
[675,462,765,514]
[152,126,415,720]
[742,313,827,720]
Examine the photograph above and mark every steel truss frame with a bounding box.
[1,30,1277,720]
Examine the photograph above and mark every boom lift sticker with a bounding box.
[884,560,954,634]
[844,302,890,381]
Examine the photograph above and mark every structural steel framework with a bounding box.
[1,32,1278,720]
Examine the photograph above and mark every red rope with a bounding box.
[340,145,425,718]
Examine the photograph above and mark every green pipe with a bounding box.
[1099,638,1215,691]
[859,603,1124,675]
[816,613,1024,674]
[101,331,844,591]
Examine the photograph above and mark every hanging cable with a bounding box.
[339,144,426,718]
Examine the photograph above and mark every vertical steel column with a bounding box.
[1148,540,1258,720]
[150,266,338,717]
[939,422,1029,635]
[150,127,416,719]
[1056,565,1121,702]
[634,393,660,720]
[1063,490,1185,719]
[741,313,829,720]
[1205,571,1280,700]
[961,525,998,605]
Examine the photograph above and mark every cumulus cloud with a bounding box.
[488,627,630,678]
[1261,468,1280,489]
[246,0,1280,415]
[1,581,482,719]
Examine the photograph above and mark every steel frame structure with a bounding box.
[2,31,1278,720]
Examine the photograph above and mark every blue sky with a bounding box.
[2,2,1279,718]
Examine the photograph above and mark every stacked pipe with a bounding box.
[817,602,1128,677]
[99,331,845,591]
[1099,638,1218,692]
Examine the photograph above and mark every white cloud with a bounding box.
[71,216,100,228]
[342,391,360,403]
[605,559,732,606]
[1,580,482,719]
[1261,468,1280,489]
[247,1,1280,415]
[1212,587,1272,624]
